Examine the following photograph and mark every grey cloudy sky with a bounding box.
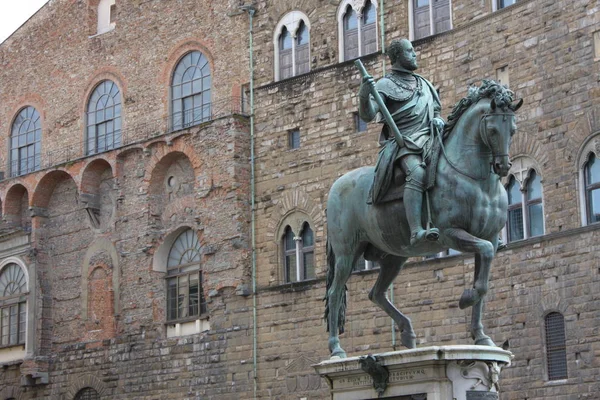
[0,0,49,44]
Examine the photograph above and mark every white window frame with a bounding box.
[282,224,315,283]
[408,0,453,41]
[0,257,31,363]
[575,135,600,227]
[97,0,116,35]
[273,11,311,81]
[337,0,379,62]
[502,156,545,243]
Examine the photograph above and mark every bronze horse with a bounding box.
[324,81,523,358]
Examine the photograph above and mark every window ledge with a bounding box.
[89,25,116,39]
[166,317,210,338]
[544,379,568,386]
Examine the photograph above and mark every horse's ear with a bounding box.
[510,98,523,111]
[490,98,497,111]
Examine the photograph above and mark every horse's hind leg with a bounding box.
[368,255,416,349]
[327,254,354,358]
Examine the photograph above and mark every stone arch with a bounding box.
[31,170,76,210]
[564,104,600,165]
[66,374,109,399]
[0,386,24,400]
[509,126,550,172]
[80,158,115,230]
[3,184,30,229]
[81,237,119,319]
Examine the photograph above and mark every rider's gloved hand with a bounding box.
[359,75,375,99]
[432,117,445,130]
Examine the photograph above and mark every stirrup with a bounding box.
[410,228,439,245]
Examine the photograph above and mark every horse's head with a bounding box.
[480,97,523,177]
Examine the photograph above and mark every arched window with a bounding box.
[504,157,545,243]
[494,0,518,11]
[74,387,100,400]
[274,11,311,81]
[545,312,567,380]
[166,229,205,321]
[338,0,378,62]
[0,263,27,347]
[86,80,122,155]
[171,51,212,131]
[411,0,452,40]
[584,153,600,224]
[10,106,41,177]
[282,223,315,282]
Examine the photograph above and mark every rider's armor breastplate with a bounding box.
[375,73,417,102]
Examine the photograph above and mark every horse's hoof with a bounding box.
[474,337,496,347]
[401,331,417,349]
[331,349,347,359]
[459,288,479,309]
[426,228,440,241]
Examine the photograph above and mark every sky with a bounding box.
[0,0,49,44]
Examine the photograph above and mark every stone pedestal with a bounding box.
[313,345,513,400]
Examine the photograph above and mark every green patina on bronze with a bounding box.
[323,39,523,359]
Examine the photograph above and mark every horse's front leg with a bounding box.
[443,228,496,346]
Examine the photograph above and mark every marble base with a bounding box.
[313,345,513,400]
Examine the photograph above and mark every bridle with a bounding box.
[439,109,515,181]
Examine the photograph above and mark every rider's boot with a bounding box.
[404,163,439,246]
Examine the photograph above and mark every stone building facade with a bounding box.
[0,0,598,399]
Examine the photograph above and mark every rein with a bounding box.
[438,111,513,181]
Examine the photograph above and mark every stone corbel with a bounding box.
[28,206,48,219]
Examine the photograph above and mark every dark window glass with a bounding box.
[10,106,41,177]
[171,51,211,131]
[343,6,359,60]
[288,130,300,149]
[361,2,377,55]
[301,223,315,279]
[507,176,524,242]
[526,170,543,237]
[74,387,100,400]
[86,80,122,155]
[283,226,297,282]
[279,28,293,80]
[354,113,368,132]
[166,229,205,321]
[498,0,517,9]
[585,153,600,224]
[295,22,310,75]
[545,312,567,380]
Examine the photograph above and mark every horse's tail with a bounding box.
[323,238,347,334]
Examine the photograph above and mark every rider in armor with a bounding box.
[358,38,445,246]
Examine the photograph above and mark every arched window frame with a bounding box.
[492,0,518,12]
[273,11,311,81]
[0,258,30,357]
[85,80,122,156]
[581,152,600,225]
[502,157,545,243]
[170,51,212,132]
[74,387,100,400]
[165,229,205,322]
[544,311,568,381]
[281,222,315,283]
[10,106,41,178]
[337,0,379,62]
[408,0,453,41]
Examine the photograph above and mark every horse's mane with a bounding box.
[443,79,515,137]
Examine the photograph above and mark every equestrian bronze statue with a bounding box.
[324,39,523,359]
